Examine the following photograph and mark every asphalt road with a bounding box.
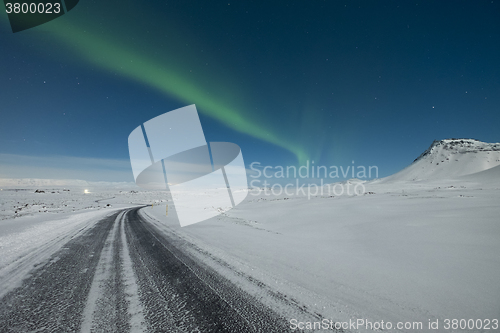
[0,208,296,332]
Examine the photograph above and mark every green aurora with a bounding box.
[3,12,316,164]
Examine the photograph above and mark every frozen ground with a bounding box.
[0,191,300,332]
[141,170,500,331]
[0,184,169,298]
[0,139,499,332]
[143,140,500,331]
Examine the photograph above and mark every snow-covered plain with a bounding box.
[0,139,499,332]
[0,183,166,298]
[141,174,500,331]
[144,139,500,331]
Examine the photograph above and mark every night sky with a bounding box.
[1,1,499,182]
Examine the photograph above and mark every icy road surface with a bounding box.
[0,208,310,332]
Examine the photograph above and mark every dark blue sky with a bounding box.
[1,1,499,182]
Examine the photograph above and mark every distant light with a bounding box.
[84,189,90,194]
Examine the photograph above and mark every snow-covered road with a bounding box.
[0,207,310,332]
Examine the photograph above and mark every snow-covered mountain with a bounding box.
[383,138,500,181]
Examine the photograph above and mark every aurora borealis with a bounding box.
[1,1,500,181]
[42,19,312,164]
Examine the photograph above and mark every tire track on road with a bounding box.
[81,210,147,333]
[0,211,120,332]
[125,207,293,333]
[0,207,302,332]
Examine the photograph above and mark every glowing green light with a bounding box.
[40,21,311,163]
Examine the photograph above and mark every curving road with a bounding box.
[0,208,296,332]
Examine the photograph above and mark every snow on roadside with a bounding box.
[144,176,500,331]
[0,185,157,298]
[0,208,124,298]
